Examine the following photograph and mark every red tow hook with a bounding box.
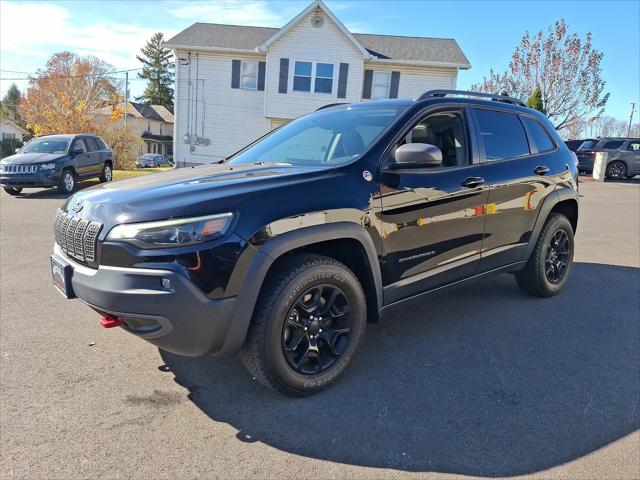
[100,315,124,328]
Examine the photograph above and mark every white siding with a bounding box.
[363,63,457,100]
[264,9,364,119]
[174,50,270,165]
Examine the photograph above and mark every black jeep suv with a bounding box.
[1,134,113,195]
[50,90,578,396]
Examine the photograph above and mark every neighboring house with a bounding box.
[93,102,175,158]
[1,119,28,143]
[165,0,470,165]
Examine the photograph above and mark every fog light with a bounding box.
[161,278,171,290]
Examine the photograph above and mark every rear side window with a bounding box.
[627,141,640,152]
[602,140,624,150]
[521,116,555,153]
[474,109,530,161]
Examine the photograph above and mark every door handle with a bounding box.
[533,165,550,175]
[460,176,485,188]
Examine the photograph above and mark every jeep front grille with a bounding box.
[54,209,102,262]
[3,164,38,174]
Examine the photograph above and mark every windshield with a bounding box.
[228,106,407,166]
[21,138,69,154]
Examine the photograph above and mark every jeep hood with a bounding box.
[63,162,333,227]
[1,153,66,164]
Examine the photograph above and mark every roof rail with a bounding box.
[418,89,527,107]
[316,102,350,111]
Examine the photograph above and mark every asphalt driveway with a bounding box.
[1,179,638,479]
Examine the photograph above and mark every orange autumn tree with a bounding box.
[19,52,119,136]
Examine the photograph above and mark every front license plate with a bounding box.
[51,256,75,299]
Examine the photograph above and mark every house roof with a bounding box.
[165,22,470,69]
[93,102,175,123]
[1,119,29,135]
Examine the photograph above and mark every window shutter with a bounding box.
[337,63,349,99]
[278,58,289,94]
[231,60,241,89]
[257,61,266,91]
[362,69,373,99]
[389,71,401,98]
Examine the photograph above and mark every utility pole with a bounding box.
[628,102,636,136]
[124,71,129,126]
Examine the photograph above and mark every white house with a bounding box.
[165,0,470,166]
[0,119,28,143]
[93,101,175,158]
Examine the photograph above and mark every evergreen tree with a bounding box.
[136,32,174,110]
[527,85,545,113]
[1,83,23,123]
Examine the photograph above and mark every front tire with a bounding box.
[606,161,627,180]
[240,254,366,396]
[516,213,574,297]
[3,186,22,196]
[57,169,76,194]
[100,162,113,183]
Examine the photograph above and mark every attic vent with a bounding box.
[311,15,323,28]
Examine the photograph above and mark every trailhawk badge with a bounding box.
[362,170,373,182]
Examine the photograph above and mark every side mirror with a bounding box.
[71,148,83,157]
[388,143,442,169]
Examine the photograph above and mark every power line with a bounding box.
[0,67,143,81]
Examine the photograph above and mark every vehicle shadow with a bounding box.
[160,262,639,477]
[10,180,99,200]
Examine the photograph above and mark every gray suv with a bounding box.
[576,138,640,179]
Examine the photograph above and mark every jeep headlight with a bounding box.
[39,163,56,171]
[106,212,234,248]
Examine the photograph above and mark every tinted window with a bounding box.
[578,140,599,151]
[72,139,88,153]
[400,110,468,167]
[626,141,640,152]
[475,109,530,160]
[522,117,555,153]
[84,137,99,151]
[602,140,624,150]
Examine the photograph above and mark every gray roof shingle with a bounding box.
[165,23,470,68]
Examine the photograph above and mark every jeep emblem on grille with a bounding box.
[72,202,83,213]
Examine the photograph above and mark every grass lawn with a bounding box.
[113,167,172,181]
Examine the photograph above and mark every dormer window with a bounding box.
[293,61,334,94]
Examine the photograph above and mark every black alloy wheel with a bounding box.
[282,284,352,374]
[544,229,570,284]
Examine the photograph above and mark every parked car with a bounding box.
[576,137,640,179]
[0,134,113,195]
[50,90,579,396]
[565,138,594,152]
[136,154,174,168]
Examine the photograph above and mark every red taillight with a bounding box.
[100,316,123,328]
[580,151,596,157]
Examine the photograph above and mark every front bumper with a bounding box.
[52,245,238,356]
[1,171,60,188]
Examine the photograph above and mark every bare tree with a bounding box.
[471,19,609,131]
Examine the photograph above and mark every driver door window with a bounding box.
[399,111,469,167]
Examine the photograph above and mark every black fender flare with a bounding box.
[217,222,383,356]
[524,187,579,258]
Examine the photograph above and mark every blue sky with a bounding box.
[1,0,638,122]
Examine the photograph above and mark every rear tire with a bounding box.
[605,161,627,180]
[516,213,574,297]
[100,162,113,183]
[240,254,366,396]
[3,186,22,196]
[58,168,76,194]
